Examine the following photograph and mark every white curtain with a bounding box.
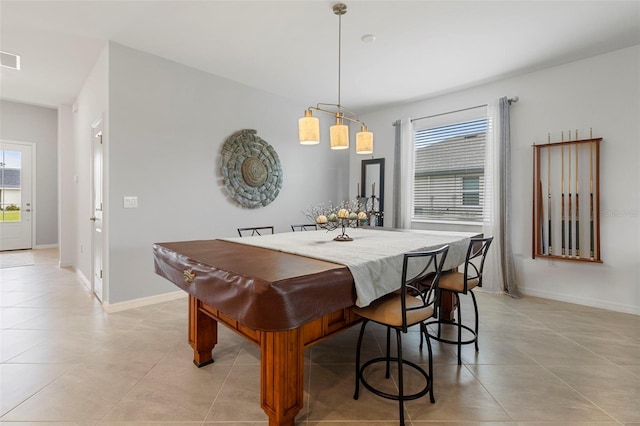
[393,118,414,229]
[482,97,520,296]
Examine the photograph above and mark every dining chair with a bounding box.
[423,236,493,366]
[353,245,449,426]
[237,226,275,237]
[290,223,318,232]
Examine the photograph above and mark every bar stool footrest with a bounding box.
[357,356,432,402]
[424,320,477,346]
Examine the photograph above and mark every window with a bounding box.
[0,149,22,222]
[462,176,480,206]
[413,118,487,222]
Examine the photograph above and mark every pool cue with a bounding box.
[575,132,580,258]
[538,179,544,253]
[589,128,594,260]
[561,132,566,256]
[568,130,572,257]
[547,134,552,255]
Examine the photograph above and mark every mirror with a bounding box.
[360,158,385,226]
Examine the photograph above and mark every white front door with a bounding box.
[91,123,104,302]
[0,142,34,251]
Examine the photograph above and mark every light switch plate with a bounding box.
[123,196,138,208]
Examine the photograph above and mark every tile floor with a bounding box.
[1,248,639,425]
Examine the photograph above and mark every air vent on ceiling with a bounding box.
[0,51,21,70]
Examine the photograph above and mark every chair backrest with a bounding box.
[237,226,275,237]
[400,244,449,331]
[462,236,493,292]
[291,223,318,232]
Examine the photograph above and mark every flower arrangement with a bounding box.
[304,200,369,241]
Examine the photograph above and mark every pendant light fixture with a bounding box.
[298,3,373,154]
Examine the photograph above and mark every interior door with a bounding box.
[90,123,104,302]
[0,142,33,251]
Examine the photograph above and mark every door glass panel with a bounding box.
[0,149,22,222]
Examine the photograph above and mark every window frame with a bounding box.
[412,113,488,225]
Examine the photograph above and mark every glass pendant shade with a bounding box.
[298,110,320,145]
[330,116,349,150]
[356,125,373,154]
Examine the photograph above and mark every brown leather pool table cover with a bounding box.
[153,239,356,331]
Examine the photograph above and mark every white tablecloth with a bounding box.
[222,228,476,307]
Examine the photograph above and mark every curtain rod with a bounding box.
[392,96,519,126]
[410,103,487,123]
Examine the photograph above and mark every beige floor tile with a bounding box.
[306,422,398,426]
[0,363,74,416]
[204,364,265,422]
[406,364,512,422]
[232,340,261,365]
[566,331,640,365]
[621,364,640,378]
[5,330,108,364]
[503,331,614,366]
[0,292,50,308]
[413,423,517,426]
[100,423,202,426]
[457,333,535,365]
[306,362,400,422]
[547,363,640,423]
[12,290,99,310]
[512,423,620,426]
[1,250,638,425]
[468,364,615,422]
[0,422,97,425]
[103,359,230,422]
[0,307,50,329]
[1,363,147,421]
[310,326,380,365]
[0,329,49,362]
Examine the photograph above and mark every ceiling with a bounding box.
[1,1,639,112]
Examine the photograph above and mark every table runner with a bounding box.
[222,228,476,307]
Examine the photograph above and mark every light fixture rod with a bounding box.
[307,105,365,127]
[333,3,347,108]
[315,102,360,120]
[338,10,342,107]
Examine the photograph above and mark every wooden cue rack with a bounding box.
[532,130,602,263]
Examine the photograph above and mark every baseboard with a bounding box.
[519,287,640,316]
[34,244,58,249]
[74,267,91,290]
[103,291,187,313]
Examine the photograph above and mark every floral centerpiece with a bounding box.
[304,200,368,241]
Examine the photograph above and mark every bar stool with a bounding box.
[290,224,318,231]
[237,226,274,237]
[424,236,493,365]
[353,245,449,426]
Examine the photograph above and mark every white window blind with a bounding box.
[413,117,487,222]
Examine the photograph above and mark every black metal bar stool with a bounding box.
[423,236,493,365]
[353,245,449,426]
[237,226,274,237]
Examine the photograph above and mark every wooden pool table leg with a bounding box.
[188,295,217,367]
[439,290,457,321]
[260,328,304,426]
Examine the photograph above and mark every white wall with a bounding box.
[69,46,109,284]
[357,45,640,314]
[58,104,75,266]
[0,100,58,247]
[105,42,348,304]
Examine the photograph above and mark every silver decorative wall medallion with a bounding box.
[220,129,283,208]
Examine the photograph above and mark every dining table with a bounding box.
[153,227,477,426]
